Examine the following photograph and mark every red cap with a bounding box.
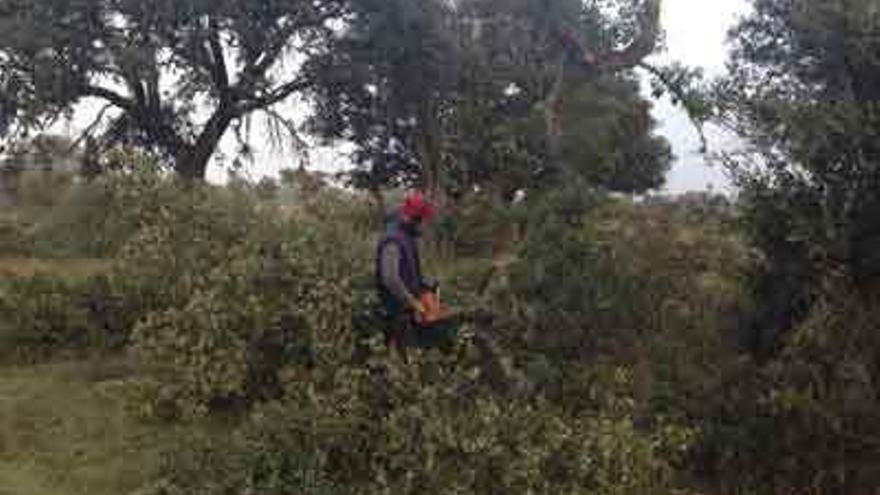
[401,191,435,223]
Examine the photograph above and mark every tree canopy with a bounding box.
[0,0,674,192]
[697,2,880,488]
[306,0,670,198]
[0,0,346,178]
[716,0,880,340]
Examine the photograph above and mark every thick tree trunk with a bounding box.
[176,139,219,180]
[174,106,235,180]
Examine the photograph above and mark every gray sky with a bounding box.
[646,0,751,193]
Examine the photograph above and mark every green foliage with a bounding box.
[559,79,672,193]
[142,355,691,495]
[498,196,747,356]
[0,0,344,177]
[129,214,369,417]
[39,167,371,416]
[11,151,177,258]
[718,0,880,335]
[440,190,748,437]
[434,191,528,258]
[0,213,33,256]
[697,294,880,493]
[696,2,880,491]
[0,275,95,363]
[0,164,758,493]
[310,0,671,196]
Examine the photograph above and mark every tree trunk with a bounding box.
[176,143,216,181]
[369,186,386,221]
[175,106,235,180]
[419,108,441,198]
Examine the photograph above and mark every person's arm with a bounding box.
[380,243,423,313]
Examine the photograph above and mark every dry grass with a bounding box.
[0,258,111,279]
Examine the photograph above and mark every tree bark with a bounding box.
[175,105,236,180]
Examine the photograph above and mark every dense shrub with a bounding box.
[13,169,77,210]
[0,271,138,362]
[129,220,369,417]
[477,198,749,418]
[0,213,32,255]
[29,163,182,258]
[140,354,693,495]
[436,192,528,258]
[0,275,94,362]
[696,294,880,493]
[99,178,375,417]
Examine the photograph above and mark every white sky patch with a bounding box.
[645,0,751,194]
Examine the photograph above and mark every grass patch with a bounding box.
[0,258,111,279]
[0,359,176,495]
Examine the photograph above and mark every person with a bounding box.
[376,191,437,355]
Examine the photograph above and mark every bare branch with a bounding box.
[261,107,309,158]
[67,103,114,152]
[80,85,135,112]
[207,18,230,93]
[236,4,346,91]
[238,78,312,113]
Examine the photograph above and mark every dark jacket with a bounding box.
[376,219,424,317]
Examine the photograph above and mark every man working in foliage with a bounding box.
[376,191,438,354]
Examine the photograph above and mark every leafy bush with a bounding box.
[13,170,77,210]
[0,270,138,363]
[0,275,95,362]
[28,161,182,258]
[696,294,880,493]
[131,233,365,417]
[488,199,748,403]
[435,192,528,258]
[0,214,33,255]
[140,355,692,495]
[113,182,372,417]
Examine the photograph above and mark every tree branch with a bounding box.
[638,62,709,152]
[596,0,662,71]
[235,25,305,98]
[67,103,113,152]
[556,0,661,74]
[544,0,663,158]
[238,78,312,113]
[260,107,309,162]
[82,82,185,157]
[81,85,135,111]
[236,4,345,91]
[207,18,230,93]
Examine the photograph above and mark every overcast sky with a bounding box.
[647,0,751,193]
